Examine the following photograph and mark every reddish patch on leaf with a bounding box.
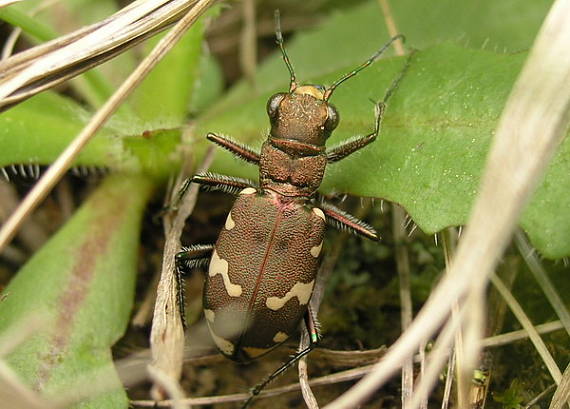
[34,187,129,390]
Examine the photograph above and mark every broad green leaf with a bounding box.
[386,0,552,52]
[0,92,121,168]
[0,174,153,409]
[122,128,183,178]
[130,16,206,127]
[0,91,183,178]
[189,52,224,114]
[207,0,552,117]
[194,43,569,258]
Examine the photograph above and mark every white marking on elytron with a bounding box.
[266,280,315,311]
[209,250,242,297]
[225,211,235,230]
[273,331,288,343]
[204,309,215,323]
[207,321,235,355]
[239,187,257,195]
[310,241,323,258]
[243,346,269,358]
[312,207,325,221]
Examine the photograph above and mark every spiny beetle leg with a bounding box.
[175,244,214,273]
[320,202,380,241]
[241,306,321,409]
[207,132,261,164]
[175,244,214,329]
[171,172,256,210]
[192,172,257,195]
[326,102,385,163]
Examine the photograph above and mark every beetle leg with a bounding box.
[241,307,321,409]
[326,50,415,163]
[320,203,380,241]
[175,244,214,328]
[176,244,214,272]
[172,172,257,210]
[192,172,257,195]
[207,132,261,164]
[326,101,385,163]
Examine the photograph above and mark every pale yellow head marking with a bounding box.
[225,211,235,230]
[266,280,315,311]
[293,85,325,100]
[209,249,243,297]
[206,321,235,356]
[239,187,257,195]
[273,331,289,343]
[312,207,326,221]
[310,241,323,258]
[204,309,215,323]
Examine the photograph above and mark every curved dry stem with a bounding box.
[146,365,189,409]
[149,145,215,399]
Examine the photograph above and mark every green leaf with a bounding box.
[206,0,551,117]
[0,91,185,178]
[189,52,224,114]
[385,0,552,52]
[0,174,153,409]
[0,6,57,42]
[129,17,205,127]
[122,128,183,179]
[193,4,569,258]
[0,92,120,168]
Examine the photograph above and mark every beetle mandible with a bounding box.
[175,16,410,374]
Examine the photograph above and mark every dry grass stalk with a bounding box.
[0,0,24,8]
[490,273,562,383]
[548,362,570,409]
[0,0,207,109]
[149,146,215,400]
[515,230,570,336]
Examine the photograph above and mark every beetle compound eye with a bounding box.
[267,93,286,119]
[324,104,339,132]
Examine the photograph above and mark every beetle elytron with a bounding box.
[175,16,410,402]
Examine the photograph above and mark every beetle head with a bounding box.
[267,84,339,149]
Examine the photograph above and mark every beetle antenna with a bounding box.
[324,34,405,101]
[274,10,297,91]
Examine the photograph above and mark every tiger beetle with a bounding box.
[175,13,411,408]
